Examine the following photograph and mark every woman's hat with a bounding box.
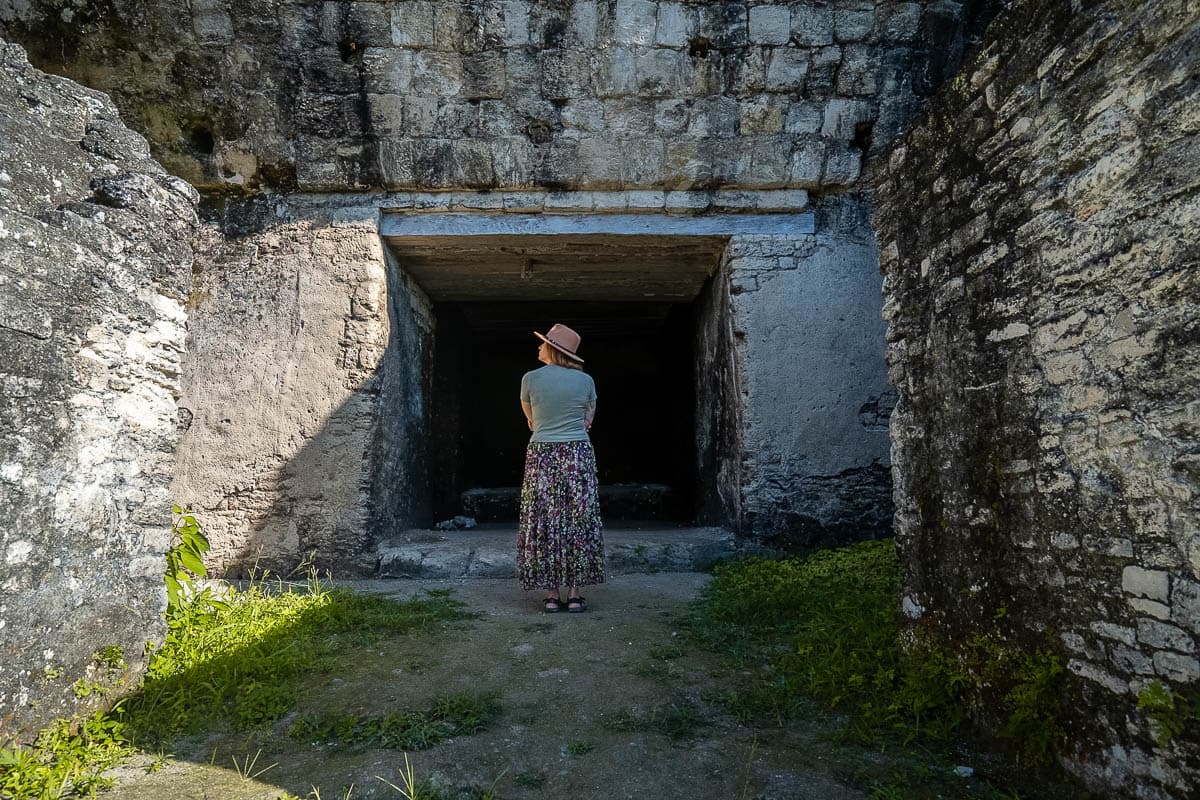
[534,323,584,363]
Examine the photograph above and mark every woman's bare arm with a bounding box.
[522,401,533,431]
[584,400,596,430]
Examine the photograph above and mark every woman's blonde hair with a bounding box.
[545,343,584,369]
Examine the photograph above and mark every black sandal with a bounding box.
[543,596,564,613]
[566,596,587,613]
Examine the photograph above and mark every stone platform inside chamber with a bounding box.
[375,524,741,579]
[461,483,680,523]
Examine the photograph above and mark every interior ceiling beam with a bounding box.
[385,233,728,303]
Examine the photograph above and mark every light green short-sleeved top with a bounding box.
[520,364,597,442]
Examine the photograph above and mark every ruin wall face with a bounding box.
[1,0,978,195]
[872,1,1200,795]
[0,0,985,568]
[0,40,199,739]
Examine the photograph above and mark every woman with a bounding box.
[518,323,604,613]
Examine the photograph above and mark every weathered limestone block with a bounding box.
[792,2,834,46]
[873,1,1200,796]
[0,39,198,740]
[0,0,974,193]
[749,4,792,45]
[834,1,876,42]
[655,2,696,47]
[766,47,810,92]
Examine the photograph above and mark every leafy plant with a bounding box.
[0,713,133,800]
[165,504,212,616]
[1137,680,1198,747]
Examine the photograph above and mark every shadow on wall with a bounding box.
[171,202,433,578]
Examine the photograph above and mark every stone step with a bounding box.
[374,524,740,579]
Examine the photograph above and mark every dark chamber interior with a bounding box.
[429,301,697,522]
[386,231,733,529]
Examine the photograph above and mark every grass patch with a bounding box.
[512,770,547,788]
[120,578,469,743]
[288,692,500,751]
[684,539,1079,794]
[648,642,684,661]
[599,696,707,741]
[565,740,595,756]
[2,577,469,798]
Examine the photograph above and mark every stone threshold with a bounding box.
[374,525,743,579]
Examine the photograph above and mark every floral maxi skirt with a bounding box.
[517,440,605,590]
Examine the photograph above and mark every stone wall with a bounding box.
[0,2,998,578]
[0,0,978,194]
[872,1,1200,796]
[732,196,893,547]
[171,204,395,575]
[0,40,198,738]
[175,190,895,573]
[694,241,741,528]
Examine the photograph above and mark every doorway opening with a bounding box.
[383,226,740,530]
[429,300,697,522]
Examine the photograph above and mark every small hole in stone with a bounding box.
[525,119,554,144]
[543,18,567,48]
[187,124,215,155]
[687,37,711,58]
[852,121,874,153]
[338,39,359,62]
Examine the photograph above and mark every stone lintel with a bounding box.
[380,210,816,238]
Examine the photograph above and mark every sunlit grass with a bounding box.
[1,575,469,799]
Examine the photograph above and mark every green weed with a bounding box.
[0,713,132,800]
[512,770,547,788]
[565,740,595,756]
[648,642,684,661]
[1137,680,1199,746]
[599,696,707,741]
[230,748,278,781]
[288,692,500,751]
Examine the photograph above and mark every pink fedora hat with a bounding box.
[534,323,584,363]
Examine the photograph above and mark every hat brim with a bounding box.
[534,331,584,362]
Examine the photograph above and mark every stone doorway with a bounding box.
[382,216,738,530]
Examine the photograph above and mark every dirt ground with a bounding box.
[101,574,889,800]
